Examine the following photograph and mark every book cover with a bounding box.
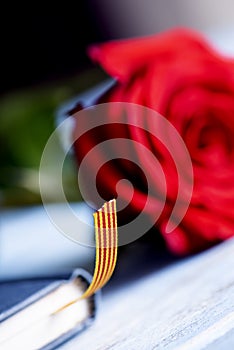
[0,269,99,350]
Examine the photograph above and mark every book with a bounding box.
[0,199,118,350]
[0,269,98,350]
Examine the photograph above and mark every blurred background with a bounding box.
[0,1,233,279]
[1,0,234,208]
[0,2,107,207]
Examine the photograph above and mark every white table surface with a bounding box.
[60,238,234,350]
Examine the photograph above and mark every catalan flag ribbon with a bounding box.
[53,199,118,313]
[81,198,118,298]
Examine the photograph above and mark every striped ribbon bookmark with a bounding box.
[53,199,118,313]
[81,198,118,299]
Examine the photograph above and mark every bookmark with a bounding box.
[54,199,118,313]
[81,198,118,298]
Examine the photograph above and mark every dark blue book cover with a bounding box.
[0,270,98,350]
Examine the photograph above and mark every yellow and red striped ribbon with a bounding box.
[53,199,118,313]
[81,198,118,299]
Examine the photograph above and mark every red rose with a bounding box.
[73,28,234,255]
